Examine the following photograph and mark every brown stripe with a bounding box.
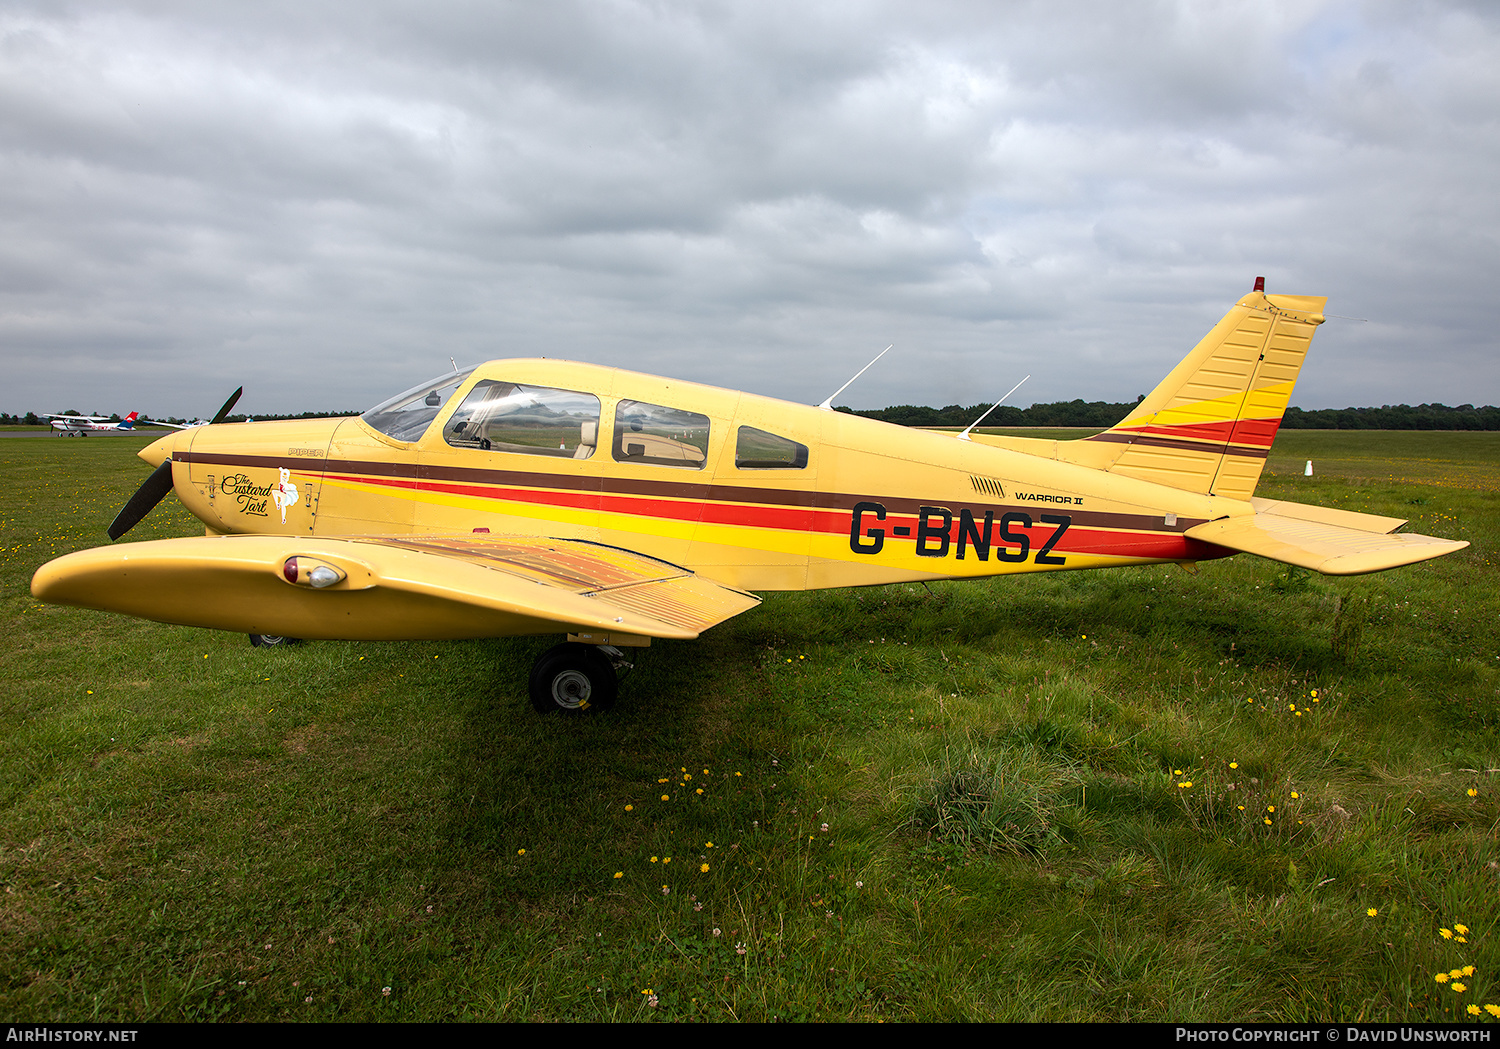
[1086,431,1270,459]
[179,451,1206,537]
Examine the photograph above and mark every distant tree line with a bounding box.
[170,411,361,425]
[1280,404,1500,430]
[835,400,1500,430]
[836,397,1145,428]
[5,403,1498,430]
[0,410,359,426]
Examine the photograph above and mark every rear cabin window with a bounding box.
[443,381,601,459]
[735,426,808,469]
[613,400,710,469]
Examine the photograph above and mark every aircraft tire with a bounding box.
[248,634,302,648]
[529,642,616,714]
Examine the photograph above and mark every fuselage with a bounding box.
[141,359,1239,592]
[52,412,138,433]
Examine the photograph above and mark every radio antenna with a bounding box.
[957,375,1030,441]
[817,345,893,411]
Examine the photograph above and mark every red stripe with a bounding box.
[1116,417,1279,448]
[327,471,1214,560]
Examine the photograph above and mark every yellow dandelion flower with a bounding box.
[1454,983,1468,993]
[1464,966,1476,977]
[1457,924,1471,935]
[1453,970,1466,979]
[1469,789,1478,798]
[1267,805,1275,812]
[1311,689,1317,697]
[1460,936,1469,943]
[1436,973,1450,983]
[1173,769,1182,776]
[1229,762,1238,769]
[1485,1004,1500,1018]
[705,842,713,848]
[661,794,669,801]
[1264,818,1272,825]
[1238,805,1245,811]
[517,848,525,856]
[1469,1005,1482,1016]
[664,857,671,864]
[700,863,709,872]
[1368,908,1378,917]
[1442,929,1454,939]
[696,788,704,795]
[651,856,658,863]
[614,871,623,879]
[1291,792,1299,799]
[625,804,633,811]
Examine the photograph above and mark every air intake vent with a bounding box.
[969,475,1006,499]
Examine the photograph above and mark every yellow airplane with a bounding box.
[32,281,1468,713]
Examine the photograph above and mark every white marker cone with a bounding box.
[1305,460,1313,476]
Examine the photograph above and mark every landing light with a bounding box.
[281,557,346,588]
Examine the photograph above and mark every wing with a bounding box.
[1186,499,1467,576]
[31,534,760,641]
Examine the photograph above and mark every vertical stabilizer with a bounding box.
[1084,284,1326,500]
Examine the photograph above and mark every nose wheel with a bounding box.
[528,642,621,714]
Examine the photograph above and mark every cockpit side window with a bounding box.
[613,400,710,469]
[361,368,475,442]
[443,381,600,458]
[735,426,808,469]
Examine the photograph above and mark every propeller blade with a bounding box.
[210,386,243,426]
[107,460,175,541]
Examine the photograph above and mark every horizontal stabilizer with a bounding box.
[31,534,760,641]
[1186,512,1467,576]
[1246,496,1407,536]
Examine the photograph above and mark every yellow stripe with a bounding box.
[1119,380,1294,430]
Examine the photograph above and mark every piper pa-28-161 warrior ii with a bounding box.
[32,281,1469,713]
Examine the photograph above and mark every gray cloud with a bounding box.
[2,0,1496,419]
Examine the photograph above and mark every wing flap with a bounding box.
[1186,512,1467,575]
[32,534,760,641]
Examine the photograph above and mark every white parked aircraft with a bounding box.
[46,412,140,436]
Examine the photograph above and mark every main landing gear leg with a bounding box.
[248,634,302,647]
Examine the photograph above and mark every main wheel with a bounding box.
[528,642,617,714]
[248,634,301,647]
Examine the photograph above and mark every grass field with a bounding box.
[2,432,1497,1022]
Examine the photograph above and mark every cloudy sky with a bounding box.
[2,0,1497,419]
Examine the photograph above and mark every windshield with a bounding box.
[360,367,476,442]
